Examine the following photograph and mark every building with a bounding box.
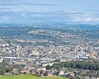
[59,70,64,76]
[45,71,53,77]
[0,56,3,63]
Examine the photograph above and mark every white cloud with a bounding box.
[67,12,99,22]
[71,17,99,22]
[64,10,78,13]
[83,13,92,17]
[0,16,8,19]
[0,16,9,22]
[21,12,27,16]
[85,17,99,21]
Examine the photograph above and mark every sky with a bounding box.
[0,0,99,24]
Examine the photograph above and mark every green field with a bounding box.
[0,75,68,79]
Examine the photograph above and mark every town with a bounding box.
[0,24,99,79]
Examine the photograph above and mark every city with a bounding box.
[0,0,99,79]
[0,24,99,79]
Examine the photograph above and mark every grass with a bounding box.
[0,74,68,79]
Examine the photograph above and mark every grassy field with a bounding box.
[0,75,68,79]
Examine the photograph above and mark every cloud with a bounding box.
[21,12,27,16]
[83,13,92,17]
[0,16,8,19]
[0,10,99,24]
[0,16,9,22]
[0,7,10,10]
[85,17,99,21]
[0,2,57,6]
[64,10,78,13]
[66,12,99,23]
[70,16,99,22]
[0,7,12,12]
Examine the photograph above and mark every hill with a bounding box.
[0,75,68,79]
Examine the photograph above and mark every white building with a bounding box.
[0,56,3,63]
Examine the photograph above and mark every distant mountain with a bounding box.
[0,23,99,30]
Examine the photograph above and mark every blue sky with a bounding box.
[0,0,99,12]
[0,0,99,24]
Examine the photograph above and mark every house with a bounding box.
[0,56,3,63]
[37,67,46,71]
[64,72,75,79]
[59,70,64,76]
[60,59,66,62]
[24,66,35,70]
[41,63,48,67]
[48,62,54,66]
[13,61,26,65]
[41,62,54,67]
[12,68,20,75]
[30,69,38,76]
[21,69,30,74]
[69,72,75,77]
[44,71,53,77]
[47,72,53,76]
[39,70,44,77]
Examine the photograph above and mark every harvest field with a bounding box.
[0,75,68,79]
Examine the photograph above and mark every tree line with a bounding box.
[52,60,99,70]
